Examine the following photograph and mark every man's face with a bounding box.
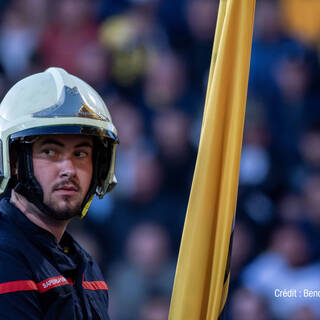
[32,134,93,220]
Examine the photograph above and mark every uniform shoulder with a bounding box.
[0,238,33,283]
[0,210,30,265]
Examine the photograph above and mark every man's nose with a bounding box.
[59,157,76,178]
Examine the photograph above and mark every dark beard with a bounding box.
[45,207,80,221]
[43,197,82,221]
[43,178,82,220]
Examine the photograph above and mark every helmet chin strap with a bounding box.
[14,143,97,220]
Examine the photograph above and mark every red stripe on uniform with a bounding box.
[37,275,73,293]
[0,280,37,294]
[82,281,108,291]
[0,277,107,294]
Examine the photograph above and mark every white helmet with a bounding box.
[0,67,118,218]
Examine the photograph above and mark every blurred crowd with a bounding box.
[1,0,320,319]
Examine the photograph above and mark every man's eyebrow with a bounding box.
[39,139,93,148]
[74,142,93,148]
[40,139,64,147]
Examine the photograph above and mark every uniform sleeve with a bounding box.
[0,246,43,319]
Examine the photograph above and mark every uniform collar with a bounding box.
[0,196,93,264]
[0,197,59,246]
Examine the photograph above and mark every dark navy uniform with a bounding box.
[0,197,110,319]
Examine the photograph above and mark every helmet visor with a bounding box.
[10,125,119,147]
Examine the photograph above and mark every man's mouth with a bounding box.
[54,184,79,195]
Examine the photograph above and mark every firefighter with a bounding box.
[0,67,118,319]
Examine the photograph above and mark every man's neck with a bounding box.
[10,190,69,242]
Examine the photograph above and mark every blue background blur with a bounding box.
[1,0,320,319]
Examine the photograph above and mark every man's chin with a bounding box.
[46,202,81,221]
[48,209,80,221]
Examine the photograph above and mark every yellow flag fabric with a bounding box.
[168,1,256,319]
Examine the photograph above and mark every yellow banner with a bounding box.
[168,1,256,319]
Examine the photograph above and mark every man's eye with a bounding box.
[75,151,88,158]
[42,149,55,156]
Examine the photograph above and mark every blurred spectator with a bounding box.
[303,175,320,226]
[99,1,168,98]
[248,0,320,178]
[270,50,320,160]
[108,222,175,320]
[297,173,320,261]
[181,0,218,92]
[157,0,186,44]
[139,294,170,320]
[107,150,186,258]
[0,0,45,80]
[68,219,104,268]
[38,0,99,74]
[73,41,111,92]
[142,50,198,117]
[276,191,304,224]
[290,122,320,192]
[109,98,149,200]
[230,220,256,288]
[185,0,217,44]
[249,0,308,98]
[291,306,318,320]
[239,101,272,187]
[152,109,196,197]
[229,288,271,320]
[241,225,320,319]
